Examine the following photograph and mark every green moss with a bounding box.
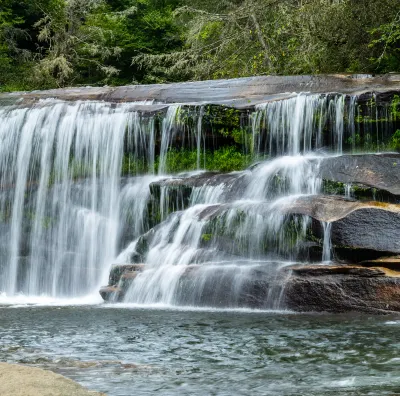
[121,156,150,175]
[390,129,400,151]
[201,233,212,242]
[157,146,254,174]
[390,95,400,121]
[322,180,346,195]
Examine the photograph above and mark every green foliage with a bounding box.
[201,233,212,242]
[121,146,254,175]
[390,130,400,151]
[369,11,400,72]
[122,155,151,175]
[390,95,400,120]
[1,0,400,90]
[161,146,253,173]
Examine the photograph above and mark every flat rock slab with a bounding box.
[284,266,400,313]
[287,264,388,277]
[151,172,243,189]
[3,74,400,107]
[0,363,105,396]
[149,171,247,202]
[282,195,400,222]
[360,256,400,271]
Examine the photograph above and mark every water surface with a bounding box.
[0,306,399,395]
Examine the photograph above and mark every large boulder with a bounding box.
[319,153,400,201]
[99,261,400,313]
[283,264,400,313]
[282,196,400,259]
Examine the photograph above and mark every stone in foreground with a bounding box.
[0,363,105,396]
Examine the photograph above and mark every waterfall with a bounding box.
[322,222,332,263]
[0,100,163,297]
[158,105,181,175]
[251,94,336,156]
[0,91,396,304]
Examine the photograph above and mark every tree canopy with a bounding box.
[1,0,400,91]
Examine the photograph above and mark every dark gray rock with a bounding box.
[283,264,400,313]
[359,256,400,271]
[319,153,400,201]
[283,196,400,257]
[100,261,400,314]
[149,171,247,203]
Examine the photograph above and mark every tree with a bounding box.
[369,10,400,72]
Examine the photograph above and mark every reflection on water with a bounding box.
[0,306,399,395]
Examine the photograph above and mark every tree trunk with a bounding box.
[250,13,273,71]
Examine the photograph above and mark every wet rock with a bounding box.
[359,256,400,271]
[99,285,121,301]
[149,171,246,209]
[100,263,145,301]
[286,264,387,277]
[192,196,400,261]
[283,196,400,259]
[319,153,400,201]
[108,264,145,285]
[283,264,400,313]
[99,261,400,313]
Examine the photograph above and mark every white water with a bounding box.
[0,100,161,298]
[0,92,382,306]
[120,94,357,307]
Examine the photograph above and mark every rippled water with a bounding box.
[0,306,399,395]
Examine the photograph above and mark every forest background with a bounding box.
[1,0,400,91]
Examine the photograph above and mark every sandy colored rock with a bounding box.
[0,363,105,396]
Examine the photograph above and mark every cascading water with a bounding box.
[0,100,161,297]
[117,93,364,308]
[0,91,396,305]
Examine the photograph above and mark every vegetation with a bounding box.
[122,146,254,174]
[390,129,400,151]
[1,0,400,91]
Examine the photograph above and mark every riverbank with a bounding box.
[0,363,105,396]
